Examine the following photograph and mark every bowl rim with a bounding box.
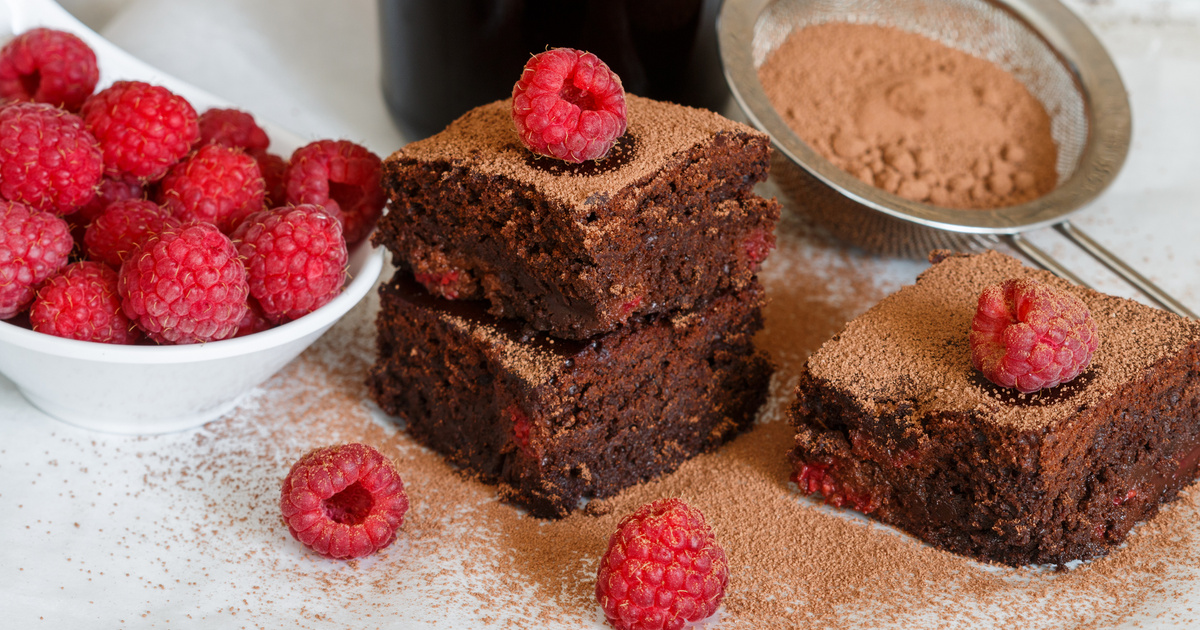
[717,0,1133,236]
[0,243,384,364]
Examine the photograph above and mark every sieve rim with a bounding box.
[718,0,1132,236]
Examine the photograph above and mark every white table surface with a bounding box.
[1,0,1199,628]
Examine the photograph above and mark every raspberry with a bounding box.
[253,151,288,208]
[157,144,265,232]
[233,297,273,337]
[284,139,384,245]
[0,102,104,215]
[81,80,200,181]
[118,222,249,344]
[30,261,138,344]
[84,199,180,267]
[791,459,878,513]
[0,200,73,319]
[196,107,269,152]
[74,173,146,224]
[595,498,727,630]
[742,229,775,266]
[231,204,348,323]
[970,277,1099,393]
[279,443,409,560]
[512,48,627,163]
[0,28,99,111]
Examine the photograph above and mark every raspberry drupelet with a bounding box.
[511,47,627,163]
[279,443,409,560]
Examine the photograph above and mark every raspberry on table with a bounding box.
[970,277,1099,393]
[81,80,200,181]
[279,443,409,560]
[0,102,104,215]
[156,144,266,232]
[84,199,180,267]
[196,107,270,152]
[284,139,384,245]
[0,200,73,319]
[231,204,348,323]
[30,261,139,344]
[595,498,728,630]
[0,27,99,111]
[74,173,146,224]
[511,47,627,163]
[118,221,249,344]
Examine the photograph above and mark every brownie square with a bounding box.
[368,274,773,518]
[789,250,1200,566]
[374,94,781,339]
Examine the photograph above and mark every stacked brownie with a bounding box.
[370,95,780,517]
[789,250,1200,565]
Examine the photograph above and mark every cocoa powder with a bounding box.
[758,22,1058,209]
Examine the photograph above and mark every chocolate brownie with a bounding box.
[374,94,781,339]
[789,250,1200,566]
[368,274,773,518]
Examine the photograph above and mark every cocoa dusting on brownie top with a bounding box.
[806,250,1200,431]
[390,94,763,210]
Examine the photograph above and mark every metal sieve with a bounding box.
[718,0,1196,319]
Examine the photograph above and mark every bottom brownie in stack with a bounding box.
[369,275,772,518]
[790,250,1200,566]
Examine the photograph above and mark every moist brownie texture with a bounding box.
[374,94,781,339]
[369,274,773,518]
[789,250,1200,566]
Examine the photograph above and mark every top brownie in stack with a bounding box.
[374,94,780,339]
[789,250,1200,566]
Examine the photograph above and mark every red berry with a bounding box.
[970,277,1099,393]
[231,204,348,323]
[0,200,73,319]
[233,296,273,337]
[30,261,138,344]
[74,173,146,224]
[81,80,200,181]
[0,102,104,215]
[118,222,249,344]
[0,28,99,111]
[279,443,409,560]
[84,199,180,267]
[595,498,727,630]
[791,459,878,513]
[196,107,269,152]
[157,144,265,232]
[284,139,384,245]
[253,151,288,208]
[512,48,627,163]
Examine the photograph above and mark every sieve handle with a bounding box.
[1004,226,1198,320]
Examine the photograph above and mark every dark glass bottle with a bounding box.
[378,0,728,140]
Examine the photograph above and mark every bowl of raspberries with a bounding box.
[0,25,386,433]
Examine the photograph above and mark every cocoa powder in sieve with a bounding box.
[758,22,1058,209]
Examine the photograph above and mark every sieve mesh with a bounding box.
[752,0,1088,183]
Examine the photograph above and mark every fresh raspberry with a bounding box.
[196,107,269,152]
[791,459,878,513]
[970,277,1099,393]
[595,498,727,630]
[231,204,348,323]
[512,48,627,163]
[0,102,104,215]
[284,139,383,245]
[29,261,138,344]
[0,200,73,319]
[253,151,288,208]
[84,199,180,267]
[118,222,249,344]
[233,297,273,337]
[81,80,200,181]
[279,443,409,560]
[0,28,99,111]
[75,173,146,224]
[157,144,265,232]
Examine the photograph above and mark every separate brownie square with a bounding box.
[789,250,1200,566]
[368,274,773,518]
[374,94,781,339]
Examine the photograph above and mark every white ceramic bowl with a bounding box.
[0,0,386,433]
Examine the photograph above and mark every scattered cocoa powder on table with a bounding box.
[758,22,1058,209]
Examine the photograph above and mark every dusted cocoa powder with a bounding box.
[759,22,1058,209]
